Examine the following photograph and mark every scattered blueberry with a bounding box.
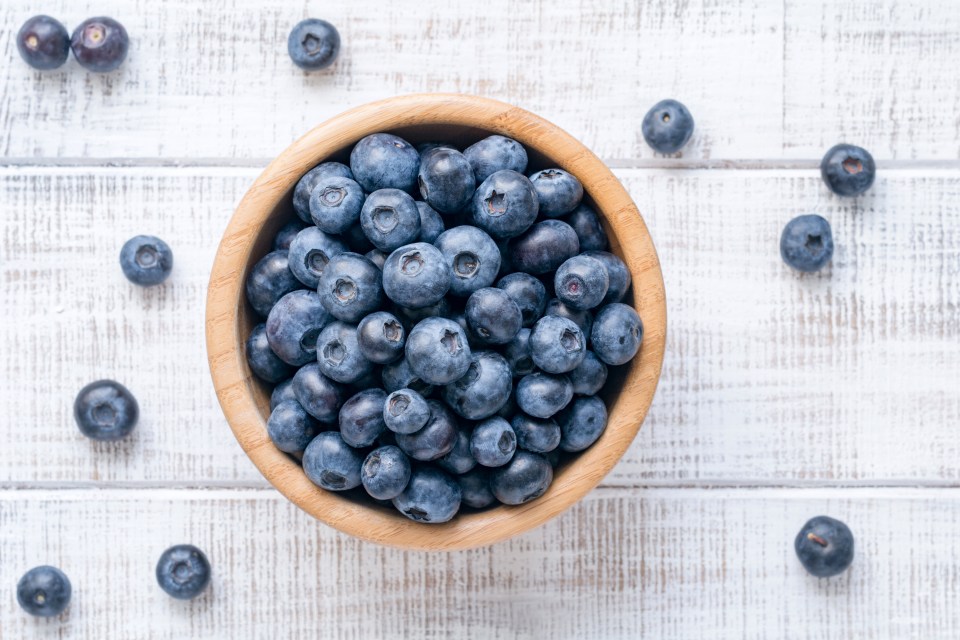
[70,16,128,73]
[489,450,553,505]
[360,188,422,252]
[442,350,513,420]
[463,135,528,183]
[303,431,364,490]
[287,226,347,288]
[465,287,522,344]
[293,162,353,222]
[267,399,319,453]
[361,445,412,500]
[246,323,294,383]
[458,468,496,508]
[382,242,452,309]
[565,204,609,252]
[273,219,308,250]
[516,372,573,419]
[557,395,608,452]
[404,317,471,385]
[270,378,297,410]
[292,362,345,424]
[554,255,609,310]
[357,311,405,364]
[544,298,593,336]
[316,321,373,384]
[795,516,855,578]
[17,15,70,71]
[418,147,475,214]
[568,351,608,396]
[497,272,547,327]
[384,388,431,434]
[583,250,631,304]
[529,168,583,218]
[338,388,387,448]
[511,414,561,453]
[508,220,579,275]
[350,133,420,193]
[821,144,875,197]
[265,290,330,366]
[434,225,501,297]
[469,170,539,239]
[16,566,71,617]
[119,235,173,286]
[154,545,211,602]
[642,99,694,154]
[316,252,382,323]
[780,214,834,273]
[381,357,433,396]
[395,400,458,461]
[437,428,477,475]
[74,379,139,441]
[470,417,517,467]
[503,328,535,377]
[308,176,365,234]
[246,250,303,318]
[392,466,461,523]
[529,315,586,374]
[416,202,445,243]
[591,303,643,366]
[287,18,340,70]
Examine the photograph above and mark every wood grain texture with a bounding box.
[2,167,957,486]
[2,487,960,639]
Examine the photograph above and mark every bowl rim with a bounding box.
[205,93,666,550]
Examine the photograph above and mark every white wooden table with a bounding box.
[1,1,958,637]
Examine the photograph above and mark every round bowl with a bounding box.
[206,93,666,550]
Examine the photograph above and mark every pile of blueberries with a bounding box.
[246,132,643,523]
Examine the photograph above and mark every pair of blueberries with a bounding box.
[17,15,128,72]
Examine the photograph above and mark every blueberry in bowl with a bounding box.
[206,94,665,550]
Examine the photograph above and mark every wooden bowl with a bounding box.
[206,94,666,550]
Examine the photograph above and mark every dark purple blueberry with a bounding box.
[469,170,539,239]
[316,321,373,384]
[383,388,431,434]
[343,220,375,253]
[246,322,294,383]
[642,99,695,154]
[293,162,353,222]
[437,428,477,475]
[17,15,69,70]
[392,466,461,523]
[463,135,528,183]
[516,372,573,419]
[267,400,320,453]
[70,17,128,72]
[287,226,347,288]
[544,298,593,336]
[434,225,501,297]
[382,242,452,309]
[529,168,583,217]
[565,204,609,252]
[17,566,71,617]
[795,516,855,577]
[557,395,607,452]
[417,147,475,214]
[489,451,553,505]
[470,417,517,467]
[416,202,445,243]
[568,351,608,396]
[287,18,340,70]
[357,311,405,364]
[583,250,631,304]
[119,235,173,287]
[404,317,471,385]
[381,358,434,396]
[503,328,534,377]
[511,414,561,453]
[361,445,411,500]
[554,255,609,310]
[155,545,211,600]
[316,252,383,323]
[395,400,458,461]
[273,220,308,250]
[365,249,387,270]
[339,388,387,448]
[270,378,297,410]
[360,188,422,252]
[591,303,643,366]
[508,220,579,275]
[529,315,586,374]
[292,363,345,424]
[265,290,330,366]
[496,272,547,327]
[780,214,834,273]
[350,133,420,193]
[74,379,138,441]
[246,250,303,318]
[303,431,364,490]
[442,350,513,420]
[308,176,365,234]
[465,287,522,345]
[821,144,875,197]
[458,468,496,509]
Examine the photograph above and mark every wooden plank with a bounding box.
[1,487,959,638]
[784,0,960,160]
[1,167,957,485]
[0,0,784,161]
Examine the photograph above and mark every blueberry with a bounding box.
[458,468,496,508]
[489,451,553,505]
[416,202,445,243]
[495,390,518,419]
[17,16,70,71]
[642,99,694,154]
[469,170,539,239]
[417,141,457,154]
[404,317,471,385]
[511,414,561,454]
[293,162,353,222]
[303,431,364,490]
[155,545,211,600]
[357,311,406,364]
[516,372,573,419]
[565,204,608,252]
[287,18,340,70]
[270,378,297,410]
[530,315,586,374]
[503,328,534,377]
[364,249,387,270]
[316,252,382,323]
[391,297,449,330]
[544,298,593,336]
[381,358,434,396]
[557,395,607,452]
[554,255,609,310]
[360,189,422,252]
[470,417,517,467]
[119,235,173,286]
[465,287,522,345]
[382,242,452,309]
[265,290,330,366]
[245,323,294,383]
[463,135,528,183]
[361,445,411,500]
[383,388,431,434]
[308,176,365,234]
[583,250,631,304]
[821,144,876,197]
[267,400,319,453]
[780,214,834,273]
[16,566,71,617]
[288,226,347,288]
[246,250,302,318]
[395,400,458,461]
[348,366,382,394]
[273,220,308,250]
[343,220,375,253]
[795,516,855,577]
[417,147,476,215]
[496,238,513,279]
[74,379,138,441]
[350,133,420,193]
[316,321,373,384]
[71,17,128,73]
[335,388,386,448]
[442,350,513,420]
[591,303,643,366]
[529,169,583,217]
[392,466,461,523]
[496,273,547,327]
[568,351,608,396]
[438,428,477,475]
[508,220,579,275]
[292,362,345,423]
[434,225,501,296]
